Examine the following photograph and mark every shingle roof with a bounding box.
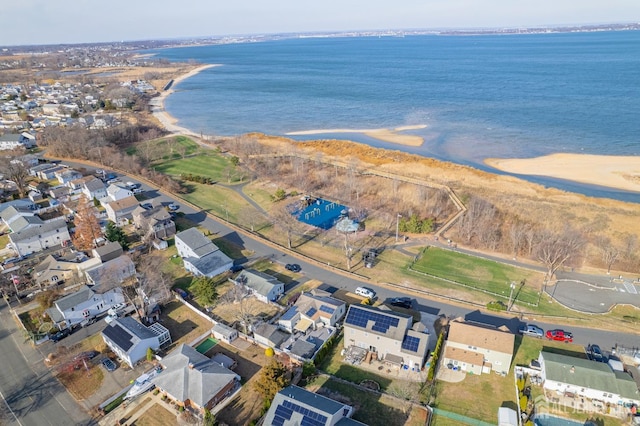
[107,196,139,213]
[175,228,215,258]
[86,255,136,286]
[83,177,105,192]
[92,241,123,262]
[102,317,159,354]
[184,251,233,276]
[447,320,515,355]
[253,323,288,347]
[54,285,94,312]
[152,344,239,407]
[8,215,43,232]
[9,216,67,242]
[235,269,283,298]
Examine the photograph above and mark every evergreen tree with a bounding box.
[72,195,102,251]
[203,409,216,426]
[191,276,218,305]
[105,221,129,250]
[253,359,289,401]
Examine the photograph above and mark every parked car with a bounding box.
[80,317,96,328]
[546,329,573,342]
[230,264,244,273]
[355,286,376,299]
[285,263,301,273]
[387,297,412,309]
[101,358,117,372]
[140,202,153,210]
[168,203,180,211]
[49,329,70,342]
[175,288,190,299]
[519,324,544,338]
[73,350,100,361]
[133,188,144,194]
[587,344,605,362]
[107,303,126,316]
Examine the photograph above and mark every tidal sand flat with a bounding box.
[286,125,427,146]
[485,154,640,192]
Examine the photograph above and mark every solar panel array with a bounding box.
[319,305,335,314]
[401,335,421,352]
[102,323,133,351]
[272,399,328,426]
[305,307,317,317]
[345,306,399,333]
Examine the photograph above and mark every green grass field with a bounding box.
[411,247,543,305]
[128,135,201,159]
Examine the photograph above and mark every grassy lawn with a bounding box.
[129,135,201,159]
[180,183,257,224]
[411,247,543,305]
[57,363,104,400]
[160,301,212,349]
[308,376,428,426]
[131,403,177,426]
[154,152,241,183]
[211,294,281,326]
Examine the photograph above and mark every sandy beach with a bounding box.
[485,153,640,192]
[286,124,426,146]
[150,64,219,136]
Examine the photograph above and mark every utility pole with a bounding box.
[508,281,516,311]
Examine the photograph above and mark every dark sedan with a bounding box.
[387,297,413,309]
[285,263,301,273]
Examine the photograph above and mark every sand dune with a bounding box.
[286,125,426,146]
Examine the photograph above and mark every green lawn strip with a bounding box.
[154,154,242,184]
[411,247,542,305]
[180,183,255,224]
[242,184,274,207]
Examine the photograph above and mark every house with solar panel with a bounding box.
[101,317,171,368]
[278,292,346,333]
[442,319,515,376]
[264,385,367,426]
[343,304,429,371]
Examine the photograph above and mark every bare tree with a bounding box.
[535,227,585,281]
[134,253,173,313]
[270,203,303,249]
[0,156,29,198]
[595,235,620,274]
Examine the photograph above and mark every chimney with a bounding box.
[188,363,194,369]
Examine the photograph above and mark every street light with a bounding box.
[507,281,517,311]
[395,214,402,243]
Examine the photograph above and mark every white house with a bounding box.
[175,228,233,277]
[85,255,136,288]
[102,317,171,368]
[8,216,70,257]
[102,183,133,205]
[81,177,107,201]
[212,322,238,344]
[232,269,285,303]
[278,292,346,333]
[539,351,640,408]
[104,196,139,225]
[45,285,125,329]
[0,132,36,150]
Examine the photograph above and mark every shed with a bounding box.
[498,407,518,426]
[212,322,238,343]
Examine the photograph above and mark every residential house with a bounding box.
[232,269,285,303]
[92,241,123,263]
[28,190,43,202]
[539,351,640,408]
[8,216,70,257]
[102,183,133,205]
[152,344,240,412]
[49,185,70,201]
[442,320,515,376]
[101,317,171,368]
[81,177,107,201]
[343,304,429,370]
[132,205,176,239]
[263,385,367,426]
[252,323,288,348]
[212,322,238,344]
[56,169,82,186]
[29,163,56,178]
[278,292,346,333]
[175,228,233,277]
[0,199,35,213]
[1,205,38,231]
[0,132,36,150]
[33,253,101,287]
[104,196,139,225]
[38,165,66,180]
[68,175,94,192]
[45,285,125,329]
[86,255,136,288]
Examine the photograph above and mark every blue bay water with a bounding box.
[149,32,640,201]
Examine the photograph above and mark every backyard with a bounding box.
[158,301,213,350]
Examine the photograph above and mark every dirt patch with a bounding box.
[131,403,177,426]
[211,293,281,326]
[56,362,104,400]
[159,301,212,350]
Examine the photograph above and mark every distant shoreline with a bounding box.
[286,125,426,146]
[485,154,640,193]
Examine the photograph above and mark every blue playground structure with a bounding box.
[290,197,348,230]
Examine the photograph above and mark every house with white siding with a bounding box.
[102,317,171,368]
[8,216,70,257]
[45,285,125,329]
[175,228,233,277]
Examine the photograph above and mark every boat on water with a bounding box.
[125,366,162,399]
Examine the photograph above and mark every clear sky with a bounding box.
[1,0,639,46]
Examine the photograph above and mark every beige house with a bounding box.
[343,304,429,370]
[442,320,515,376]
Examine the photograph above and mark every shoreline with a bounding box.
[150,64,219,136]
[286,124,427,146]
[485,153,640,193]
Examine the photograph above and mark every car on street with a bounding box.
[285,263,301,273]
[587,344,605,362]
[101,358,117,372]
[230,264,244,273]
[546,329,573,342]
[168,203,180,211]
[355,286,376,299]
[519,324,544,338]
[49,329,70,342]
[387,297,413,309]
[133,188,144,194]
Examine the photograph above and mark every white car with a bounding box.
[355,287,376,299]
[168,203,180,211]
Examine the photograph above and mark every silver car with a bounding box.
[519,324,544,338]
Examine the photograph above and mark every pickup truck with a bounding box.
[519,324,544,338]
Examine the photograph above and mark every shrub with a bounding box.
[487,301,507,311]
[265,347,275,357]
[519,395,528,412]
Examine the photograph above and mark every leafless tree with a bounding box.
[238,208,267,233]
[595,235,620,274]
[535,226,585,281]
[509,220,529,258]
[270,203,304,249]
[134,253,173,312]
[0,156,29,198]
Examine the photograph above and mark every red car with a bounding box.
[546,329,573,342]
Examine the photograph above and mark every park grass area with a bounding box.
[128,135,201,159]
[410,247,543,305]
[308,376,428,426]
[160,301,212,349]
[242,182,275,207]
[131,403,177,426]
[180,183,257,224]
[154,150,241,183]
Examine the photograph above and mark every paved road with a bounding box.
[0,302,93,426]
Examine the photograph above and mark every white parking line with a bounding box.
[624,282,638,295]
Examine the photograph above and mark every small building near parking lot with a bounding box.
[101,317,170,368]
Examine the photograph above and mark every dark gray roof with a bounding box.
[102,317,158,353]
[290,339,317,358]
[83,177,105,192]
[176,228,215,258]
[92,241,123,262]
[184,251,233,276]
[253,323,288,347]
[54,285,94,312]
[152,344,239,407]
[86,255,135,286]
[236,269,283,297]
[0,134,21,142]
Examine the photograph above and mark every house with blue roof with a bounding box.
[264,385,367,426]
[343,304,429,370]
